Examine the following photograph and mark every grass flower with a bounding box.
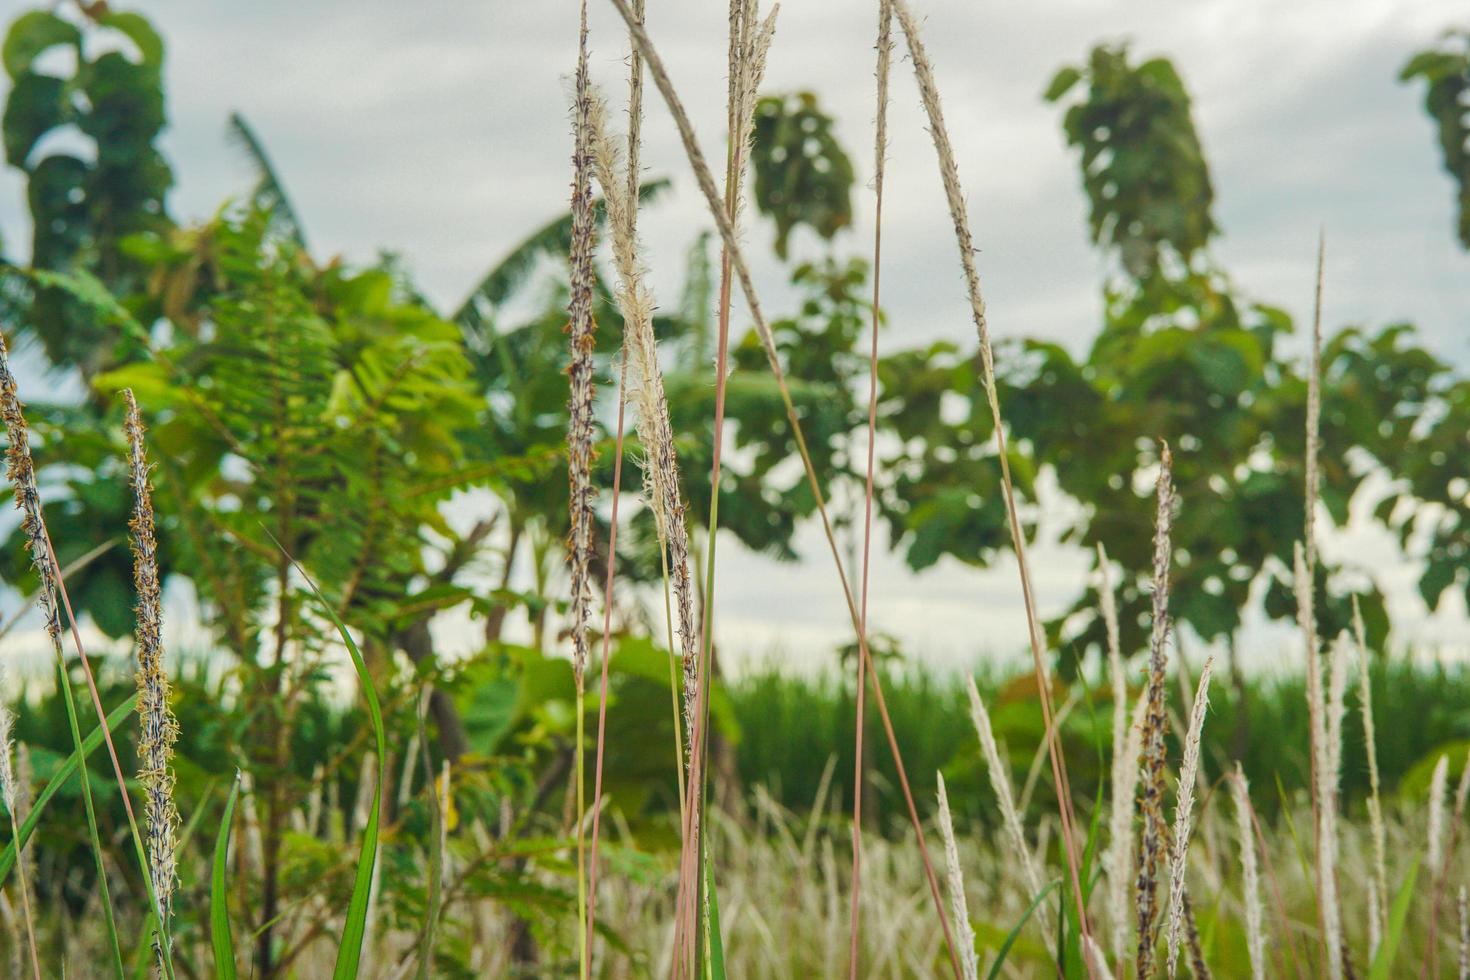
[935,774,977,980]
[1136,444,1175,980]
[1165,657,1213,978]
[123,391,181,928]
[1231,764,1265,980]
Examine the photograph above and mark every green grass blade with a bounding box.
[0,692,137,883]
[1059,787,1106,975]
[52,659,125,979]
[297,574,387,980]
[703,843,727,980]
[212,772,242,980]
[986,878,1062,980]
[1368,855,1420,980]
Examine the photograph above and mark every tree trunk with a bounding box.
[397,619,471,764]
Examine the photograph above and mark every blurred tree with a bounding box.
[1401,29,1470,249]
[750,92,855,259]
[866,44,1414,676]
[1045,46,1215,281]
[2,5,171,377]
[1025,44,1395,666]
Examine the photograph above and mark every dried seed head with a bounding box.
[1135,443,1174,980]
[585,89,700,752]
[124,390,180,921]
[1353,598,1388,939]
[0,699,15,816]
[565,0,598,682]
[0,336,61,641]
[1101,541,1137,966]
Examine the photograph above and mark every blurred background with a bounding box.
[5,0,1470,673]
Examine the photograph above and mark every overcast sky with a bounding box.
[3,0,1469,674]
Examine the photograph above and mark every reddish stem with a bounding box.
[584,354,630,975]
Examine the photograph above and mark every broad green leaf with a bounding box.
[2,11,80,79]
[97,12,164,69]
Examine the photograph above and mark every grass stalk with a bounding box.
[608,4,962,973]
[670,0,747,966]
[1458,887,1467,980]
[584,346,632,973]
[889,2,1091,954]
[1,337,128,977]
[567,3,597,975]
[850,2,892,974]
[1301,232,1335,979]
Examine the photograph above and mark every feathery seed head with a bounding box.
[0,337,61,641]
[123,391,180,921]
[1165,657,1213,978]
[1135,442,1174,980]
[1430,754,1450,873]
[936,773,978,980]
[566,0,599,682]
[1231,764,1266,980]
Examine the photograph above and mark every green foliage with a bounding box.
[303,575,387,980]
[226,111,308,250]
[728,656,1470,830]
[2,4,172,374]
[1401,30,1470,249]
[986,878,1061,979]
[875,339,1020,571]
[751,92,854,258]
[0,691,136,885]
[1046,45,1215,279]
[94,209,479,649]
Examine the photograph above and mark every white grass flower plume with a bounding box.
[1165,656,1213,979]
[1231,764,1265,980]
[1430,753,1450,874]
[936,773,978,980]
[966,674,1047,934]
[1099,542,1137,965]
